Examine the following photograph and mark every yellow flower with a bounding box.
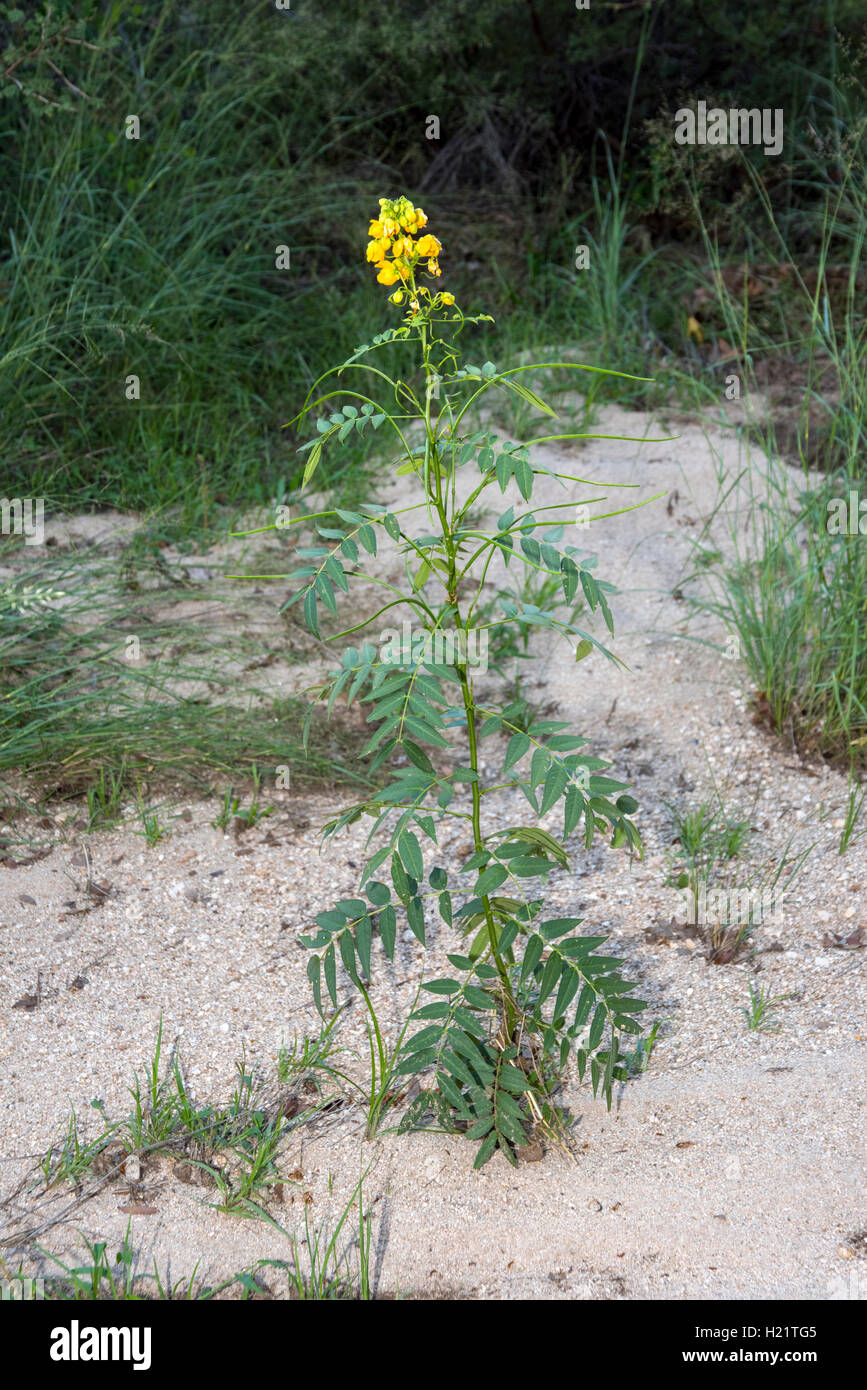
[367,198,442,292]
[410,298,420,314]
[440,292,455,305]
[390,290,404,304]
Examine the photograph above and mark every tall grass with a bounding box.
[0,539,372,814]
[0,3,390,515]
[683,70,867,772]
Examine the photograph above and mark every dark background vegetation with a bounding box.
[1,0,864,515]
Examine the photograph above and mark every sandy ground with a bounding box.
[1,403,865,1299]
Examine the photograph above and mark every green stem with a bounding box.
[420,313,516,1035]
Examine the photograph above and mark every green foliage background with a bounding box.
[0,0,863,512]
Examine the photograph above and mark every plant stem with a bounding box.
[418,328,517,1035]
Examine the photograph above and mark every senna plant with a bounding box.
[259,196,661,1168]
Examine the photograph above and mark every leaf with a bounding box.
[473,1131,499,1169]
[307,955,322,1015]
[514,456,533,501]
[465,1114,495,1140]
[537,952,561,1003]
[522,928,541,984]
[507,855,551,877]
[588,1002,606,1051]
[561,557,580,602]
[504,377,559,418]
[463,985,497,1010]
[406,896,426,945]
[391,853,411,901]
[303,588,319,638]
[378,905,396,960]
[475,864,508,896]
[553,966,580,1023]
[398,829,424,881]
[323,944,337,1007]
[339,930,359,984]
[503,732,530,771]
[358,524,377,555]
[540,763,568,815]
[302,438,323,487]
[394,1049,438,1077]
[315,571,337,616]
[564,785,584,836]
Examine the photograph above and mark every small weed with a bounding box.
[41,1104,120,1189]
[233,765,274,829]
[277,1012,348,1090]
[839,768,867,854]
[664,784,752,902]
[133,790,169,847]
[32,1224,248,1301]
[624,1018,671,1077]
[742,979,796,1033]
[126,1019,178,1150]
[256,1170,373,1300]
[84,768,126,832]
[212,786,241,831]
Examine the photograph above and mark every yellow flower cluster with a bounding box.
[365,196,444,298]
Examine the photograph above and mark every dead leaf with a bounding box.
[822,927,864,950]
[12,993,39,1011]
[675,1141,695,1149]
[92,1144,128,1178]
[0,848,52,869]
[645,915,692,945]
[118,1204,158,1215]
[17,894,36,906]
